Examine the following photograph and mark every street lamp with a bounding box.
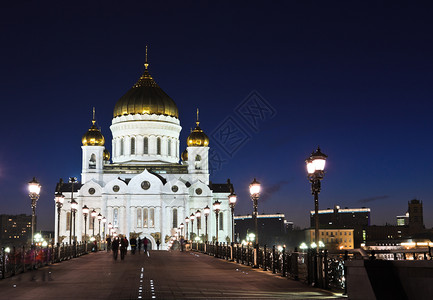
[108,222,113,239]
[91,209,97,237]
[213,200,221,242]
[195,210,201,240]
[28,177,41,246]
[228,193,237,243]
[102,217,106,242]
[203,205,210,242]
[68,177,77,245]
[306,146,327,251]
[82,205,89,244]
[71,199,78,244]
[180,223,184,238]
[249,178,260,246]
[190,213,195,240]
[54,191,64,245]
[185,217,190,240]
[97,213,102,241]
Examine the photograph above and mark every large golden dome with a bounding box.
[113,59,178,118]
[82,119,105,146]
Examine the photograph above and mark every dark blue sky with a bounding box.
[1,1,433,230]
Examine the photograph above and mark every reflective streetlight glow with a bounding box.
[229,193,237,205]
[249,178,261,196]
[28,177,41,195]
[82,205,90,215]
[204,205,210,216]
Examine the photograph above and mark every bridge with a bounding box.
[0,249,345,299]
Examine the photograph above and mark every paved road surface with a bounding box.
[0,250,346,299]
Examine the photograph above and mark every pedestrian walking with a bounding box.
[106,236,112,252]
[130,236,137,254]
[120,237,129,260]
[112,237,120,260]
[138,237,142,253]
[143,237,149,253]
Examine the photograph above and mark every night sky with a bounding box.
[1,1,433,231]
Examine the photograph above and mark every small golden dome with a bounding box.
[187,109,209,147]
[103,149,110,161]
[82,110,105,146]
[181,149,188,161]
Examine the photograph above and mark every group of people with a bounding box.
[106,236,156,260]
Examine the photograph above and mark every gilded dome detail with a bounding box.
[113,55,178,118]
[187,109,209,147]
[82,110,105,146]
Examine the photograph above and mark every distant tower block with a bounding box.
[408,199,424,233]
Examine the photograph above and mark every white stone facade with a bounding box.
[55,96,233,251]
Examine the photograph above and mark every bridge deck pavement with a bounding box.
[0,250,346,299]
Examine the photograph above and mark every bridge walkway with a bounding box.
[0,250,345,299]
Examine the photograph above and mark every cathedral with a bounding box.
[54,56,234,250]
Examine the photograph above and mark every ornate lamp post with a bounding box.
[306,146,327,251]
[185,217,190,240]
[28,177,41,246]
[108,222,113,239]
[68,177,77,245]
[249,178,261,246]
[203,205,210,242]
[102,217,106,242]
[228,193,237,243]
[190,213,195,240]
[91,209,97,237]
[82,205,89,244]
[54,191,64,245]
[179,223,184,238]
[213,200,221,242]
[71,199,78,244]
[97,213,102,241]
[195,210,201,240]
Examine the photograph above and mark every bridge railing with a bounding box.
[191,242,350,292]
[0,242,92,280]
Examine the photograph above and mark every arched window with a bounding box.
[143,137,148,154]
[89,153,96,169]
[113,208,118,227]
[131,137,135,155]
[168,139,171,156]
[149,208,155,227]
[137,208,142,228]
[157,138,161,155]
[172,208,178,228]
[120,139,124,156]
[195,155,201,161]
[219,212,224,231]
[143,208,148,228]
[66,212,71,231]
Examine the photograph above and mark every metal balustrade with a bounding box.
[191,242,350,292]
[1,242,94,280]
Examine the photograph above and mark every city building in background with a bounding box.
[0,214,32,247]
[234,214,289,246]
[310,205,370,248]
[55,59,234,249]
[396,212,409,226]
[408,199,424,234]
[367,199,426,243]
[305,228,354,250]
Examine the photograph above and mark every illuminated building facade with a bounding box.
[310,205,370,248]
[306,228,355,250]
[54,57,234,249]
